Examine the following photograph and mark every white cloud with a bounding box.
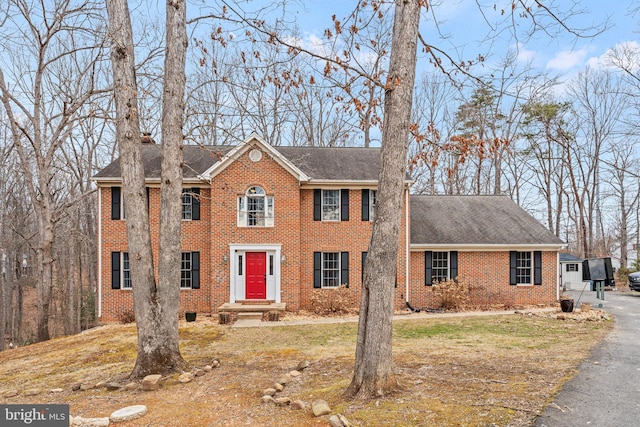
[546,49,589,71]
[514,43,537,64]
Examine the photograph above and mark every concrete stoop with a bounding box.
[232,312,263,327]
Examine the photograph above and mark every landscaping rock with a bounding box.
[203,365,213,372]
[178,373,193,383]
[194,368,205,377]
[289,370,301,377]
[23,388,42,396]
[106,382,121,391]
[339,414,353,426]
[291,399,307,410]
[95,380,108,389]
[262,388,277,396]
[109,405,147,423]
[329,415,343,427]
[123,382,138,391]
[142,374,162,391]
[557,314,566,320]
[261,395,274,403]
[274,396,291,406]
[80,383,95,391]
[50,388,64,393]
[72,383,82,391]
[277,373,292,385]
[211,359,220,368]
[4,390,18,398]
[273,383,284,392]
[312,399,331,416]
[70,416,110,427]
[296,360,310,371]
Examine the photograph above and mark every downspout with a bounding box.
[405,188,410,303]
[556,251,560,301]
[97,186,103,318]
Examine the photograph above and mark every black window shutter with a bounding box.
[341,252,349,287]
[534,251,542,285]
[509,251,517,285]
[313,252,322,288]
[192,251,200,289]
[146,187,150,211]
[361,189,369,221]
[111,252,121,289]
[450,251,458,282]
[341,189,349,221]
[111,187,121,220]
[566,263,570,272]
[192,188,200,220]
[425,251,433,286]
[313,190,321,221]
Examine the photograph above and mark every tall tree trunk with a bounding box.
[106,0,187,377]
[346,0,420,399]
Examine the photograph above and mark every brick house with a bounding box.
[93,135,565,321]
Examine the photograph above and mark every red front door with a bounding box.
[245,252,267,299]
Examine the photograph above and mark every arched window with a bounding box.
[238,186,274,227]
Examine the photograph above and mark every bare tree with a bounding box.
[0,0,108,341]
[106,0,188,376]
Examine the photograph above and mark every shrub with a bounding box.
[117,309,136,324]
[432,277,469,311]
[310,285,356,316]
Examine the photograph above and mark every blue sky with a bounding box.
[280,0,639,81]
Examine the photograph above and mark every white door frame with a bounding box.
[229,243,282,303]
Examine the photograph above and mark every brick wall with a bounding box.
[100,186,212,321]
[408,250,558,309]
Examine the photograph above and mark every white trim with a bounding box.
[229,243,282,303]
[557,252,561,300]
[97,187,102,318]
[410,244,566,252]
[300,179,413,189]
[201,135,310,182]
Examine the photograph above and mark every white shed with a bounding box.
[560,253,589,290]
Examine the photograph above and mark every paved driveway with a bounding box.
[533,289,640,426]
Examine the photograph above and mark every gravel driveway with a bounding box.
[533,289,640,426]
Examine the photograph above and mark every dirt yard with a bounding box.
[0,308,611,426]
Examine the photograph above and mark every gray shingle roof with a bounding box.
[93,145,234,179]
[560,253,582,262]
[410,195,564,246]
[93,144,392,181]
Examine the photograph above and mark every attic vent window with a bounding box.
[249,149,262,162]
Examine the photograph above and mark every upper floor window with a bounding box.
[238,186,274,227]
[182,188,201,220]
[314,189,349,222]
[111,187,125,220]
[362,189,376,221]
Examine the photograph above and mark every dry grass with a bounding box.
[0,309,611,426]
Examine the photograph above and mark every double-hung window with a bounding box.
[313,252,349,288]
[238,186,274,227]
[182,188,201,220]
[509,251,542,286]
[111,252,131,289]
[313,189,349,221]
[181,252,201,289]
[424,251,458,285]
[362,189,376,221]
